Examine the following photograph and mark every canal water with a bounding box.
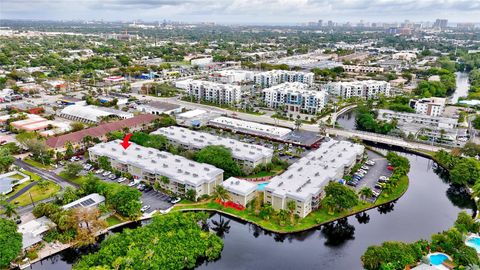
[29,152,473,270]
[451,72,470,104]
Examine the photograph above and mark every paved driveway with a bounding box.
[141,189,173,212]
[354,150,391,192]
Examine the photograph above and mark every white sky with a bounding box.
[1,0,479,24]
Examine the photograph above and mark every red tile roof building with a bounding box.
[46,114,158,150]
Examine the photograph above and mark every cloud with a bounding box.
[1,0,479,22]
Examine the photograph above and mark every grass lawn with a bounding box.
[106,215,123,227]
[20,169,42,181]
[10,173,26,180]
[58,172,87,186]
[6,180,34,199]
[11,181,61,206]
[24,158,53,170]
[174,176,410,233]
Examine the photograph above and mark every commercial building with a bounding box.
[59,105,133,124]
[209,116,292,140]
[264,139,364,218]
[153,126,273,168]
[136,101,183,115]
[409,97,446,117]
[377,109,466,143]
[254,70,314,88]
[342,65,384,74]
[221,177,257,206]
[209,70,255,84]
[46,114,158,150]
[262,82,327,114]
[182,80,243,105]
[175,109,219,128]
[326,80,391,99]
[88,140,224,198]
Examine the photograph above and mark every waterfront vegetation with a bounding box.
[355,105,397,134]
[73,212,223,270]
[174,151,410,233]
[361,211,480,270]
[0,218,22,269]
[414,68,456,98]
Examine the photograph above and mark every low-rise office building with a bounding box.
[209,70,255,84]
[326,80,391,99]
[262,82,327,114]
[59,105,133,124]
[342,65,384,74]
[183,80,243,105]
[88,140,224,198]
[264,139,364,218]
[136,101,183,115]
[153,126,273,168]
[221,177,257,206]
[209,116,292,140]
[409,97,446,117]
[254,70,314,88]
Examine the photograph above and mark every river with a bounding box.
[451,71,470,104]
[28,152,474,270]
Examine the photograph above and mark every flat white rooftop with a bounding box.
[153,126,273,163]
[222,177,257,196]
[265,139,364,201]
[209,116,292,139]
[177,109,207,119]
[89,140,223,186]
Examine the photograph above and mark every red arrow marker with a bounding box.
[120,133,132,150]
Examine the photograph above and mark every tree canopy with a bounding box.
[195,145,242,179]
[73,213,223,270]
[322,182,359,212]
[0,218,23,268]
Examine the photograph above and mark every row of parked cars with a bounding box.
[347,159,376,188]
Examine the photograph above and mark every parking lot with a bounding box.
[346,150,392,201]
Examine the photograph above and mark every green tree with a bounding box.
[62,162,83,178]
[450,158,480,186]
[109,187,142,219]
[0,147,14,173]
[185,189,197,202]
[0,218,22,268]
[212,185,230,202]
[195,145,242,179]
[286,200,296,224]
[361,241,425,270]
[358,187,374,201]
[323,182,359,212]
[97,156,112,171]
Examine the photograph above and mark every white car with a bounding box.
[361,165,370,170]
[141,205,151,212]
[358,169,368,174]
[170,197,181,204]
[117,177,127,183]
[128,181,137,187]
[102,171,111,177]
[95,169,104,174]
[366,160,376,166]
[379,176,389,181]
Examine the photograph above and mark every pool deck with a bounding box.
[427,252,453,270]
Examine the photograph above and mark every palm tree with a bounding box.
[2,202,17,218]
[277,209,289,226]
[358,187,374,201]
[294,119,302,130]
[318,121,327,135]
[286,200,296,224]
[211,216,231,238]
[212,185,230,202]
[322,195,336,214]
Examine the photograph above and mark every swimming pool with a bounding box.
[429,253,448,266]
[466,237,480,253]
[257,182,269,191]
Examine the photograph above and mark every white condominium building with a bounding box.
[326,80,391,99]
[264,139,364,218]
[183,80,243,105]
[409,97,446,117]
[221,177,258,207]
[88,140,224,199]
[254,70,314,88]
[377,109,457,129]
[262,82,327,114]
[152,126,273,168]
[209,70,255,84]
[342,65,384,74]
[209,116,292,140]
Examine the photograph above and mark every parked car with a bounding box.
[170,197,181,204]
[366,160,375,166]
[374,184,383,189]
[108,174,117,180]
[140,205,151,212]
[358,169,368,174]
[117,177,127,183]
[347,181,358,187]
[102,171,111,177]
[137,184,146,191]
[143,186,152,192]
[127,182,137,187]
[361,165,370,170]
[379,176,389,181]
[387,166,395,171]
[95,169,104,174]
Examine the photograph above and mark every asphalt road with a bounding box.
[14,159,77,189]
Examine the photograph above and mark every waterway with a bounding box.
[28,152,474,270]
[451,71,470,104]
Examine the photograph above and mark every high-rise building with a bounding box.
[254,70,314,88]
[433,19,448,29]
[180,80,243,105]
